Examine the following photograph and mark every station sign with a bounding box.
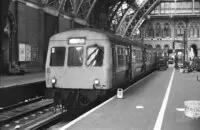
[19,43,25,61]
[25,44,31,61]
[19,43,38,61]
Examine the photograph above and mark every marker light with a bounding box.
[94,79,100,85]
[52,78,56,84]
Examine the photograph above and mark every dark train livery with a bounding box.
[45,28,157,111]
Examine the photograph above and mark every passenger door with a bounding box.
[111,44,117,89]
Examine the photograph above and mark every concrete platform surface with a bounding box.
[0,73,45,88]
[60,68,200,130]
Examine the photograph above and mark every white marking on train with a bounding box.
[59,72,155,130]
[136,105,144,109]
[15,120,20,123]
[31,114,36,117]
[154,69,175,130]
[14,125,20,129]
[5,124,10,127]
[24,117,29,120]
[176,108,185,112]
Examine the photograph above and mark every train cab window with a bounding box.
[50,47,65,66]
[67,47,83,66]
[86,45,104,67]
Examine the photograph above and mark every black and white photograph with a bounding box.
[1,0,200,129]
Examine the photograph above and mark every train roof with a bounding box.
[50,28,144,47]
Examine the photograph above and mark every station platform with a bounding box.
[0,72,45,88]
[60,67,200,130]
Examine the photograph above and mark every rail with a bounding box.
[0,98,66,130]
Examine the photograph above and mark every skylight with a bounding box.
[135,0,148,7]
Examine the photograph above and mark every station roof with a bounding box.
[3,0,200,40]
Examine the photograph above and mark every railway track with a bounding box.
[0,98,66,130]
[0,97,44,113]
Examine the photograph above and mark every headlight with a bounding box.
[94,79,100,85]
[52,78,56,84]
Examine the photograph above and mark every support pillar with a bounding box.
[183,29,188,67]
[1,0,11,75]
[192,0,195,14]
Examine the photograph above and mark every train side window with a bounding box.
[149,52,151,61]
[117,47,125,67]
[148,52,150,61]
[50,47,65,66]
[67,47,83,66]
[145,52,148,62]
[139,51,142,62]
[132,49,136,63]
[136,50,139,62]
[86,45,104,67]
[125,48,130,64]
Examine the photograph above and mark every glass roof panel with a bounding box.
[135,0,148,7]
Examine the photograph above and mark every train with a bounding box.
[45,28,157,112]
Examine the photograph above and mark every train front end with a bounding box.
[45,30,112,108]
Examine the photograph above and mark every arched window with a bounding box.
[176,22,185,36]
[147,23,154,37]
[164,44,169,49]
[164,44,169,56]
[189,26,195,37]
[156,44,161,49]
[155,45,162,56]
[189,22,198,37]
[198,27,200,37]
[155,23,162,37]
[148,45,153,49]
[140,28,145,38]
[196,25,200,37]
[163,23,171,37]
[190,44,198,57]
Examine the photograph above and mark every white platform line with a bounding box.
[176,108,185,112]
[154,69,175,130]
[59,72,155,130]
